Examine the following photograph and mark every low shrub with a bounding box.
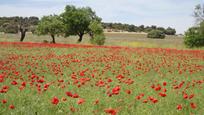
[147,30,165,39]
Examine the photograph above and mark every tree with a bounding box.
[157,27,166,33]
[0,16,39,41]
[165,27,176,35]
[138,25,145,32]
[184,4,204,47]
[184,23,204,47]
[193,4,204,23]
[127,25,136,32]
[61,5,101,42]
[36,15,64,43]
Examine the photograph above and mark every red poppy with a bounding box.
[159,92,167,97]
[51,97,59,105]
[77,98,85,104]
[163,82,167,86]
[190,102,196,109]
[104,108,117,115]
[72,94,79,98]
[189,94,194,99]
[177,104,182,110]
[183,94,188,99]
[1,99,7,104]
[66,92,73,97]
[11,81,18,85]
[112,86,120,95]
[9,104,15,109]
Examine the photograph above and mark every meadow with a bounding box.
[0,36,204,115]
[0,32,187,49]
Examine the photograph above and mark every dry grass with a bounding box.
[0,32,202,49]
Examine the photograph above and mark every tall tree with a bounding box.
[194,4,204,23]
[61,5,101,42]
[36,15,64,43]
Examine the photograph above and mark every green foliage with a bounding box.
[89,20,103,35]
[37,15,64,36]
[165,27,176,35]
[90,34,106,45]
[89,20,106,45]
[147,30,165,39]
[61,5,101,42]
[0,16,39,33]
[184,26,204,48]
[36,15,64,43]
[2,23,18,34]
[102,23,176,34]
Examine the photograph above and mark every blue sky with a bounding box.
[0,0,203,34]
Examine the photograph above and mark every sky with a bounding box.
[0,0,203,34]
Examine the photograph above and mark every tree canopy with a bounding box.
[61,5,102,42]
[36,15,64,43]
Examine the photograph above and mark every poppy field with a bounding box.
[0,42,204,115]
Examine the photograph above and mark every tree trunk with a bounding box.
[77,33,84,42]
[20,29,27,42]
[89,32,94,39]
[51,34,56,44]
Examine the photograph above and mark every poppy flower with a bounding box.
[9,104,15,109]
[112,86,120,95]
[66,92,73,97]
[163,82,167,86]
[190,102,196,109]
[1,99,7,104]
[177,104,182,110]
[104,108,117,115]
[159,92,167,97]
[77,98,85,104]
[183,94,188,99]
[189,94,194,99]
[11,81,18,85]
[51,97,59,105]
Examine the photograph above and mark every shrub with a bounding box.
[90,34,106,45]
[184,27,204,47]
[147,30,165,39]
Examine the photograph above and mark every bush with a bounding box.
[90,34,106,45]
[147,30,165,39]
[184,27,204,47]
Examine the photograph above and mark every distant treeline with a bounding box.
[102,22,176,35]
[0,17,176,36]
[0,16,39,34]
